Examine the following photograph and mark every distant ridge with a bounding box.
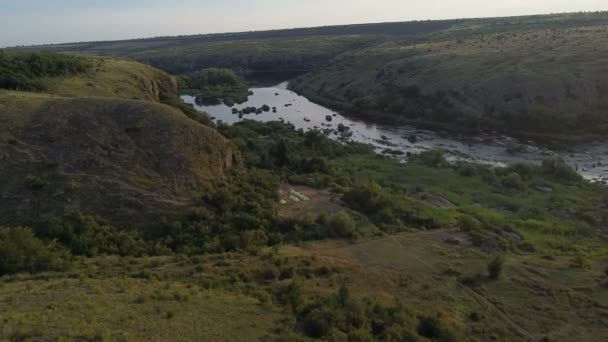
[11,11,608,50]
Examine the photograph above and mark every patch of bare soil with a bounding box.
[278,183,347,219]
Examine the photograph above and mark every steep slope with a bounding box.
[290,24,608,141]
[0,56,233,226]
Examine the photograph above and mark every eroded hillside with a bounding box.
[0,54,233,226]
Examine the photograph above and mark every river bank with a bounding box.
[183,82,608,183]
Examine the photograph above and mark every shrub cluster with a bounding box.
[181,68,249,105]
[0,52,91,91]
[0,226,68,275]
[278,284,459,341]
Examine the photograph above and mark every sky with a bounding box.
[1,0,607,47]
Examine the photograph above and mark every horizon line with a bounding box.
[4,9,607,49]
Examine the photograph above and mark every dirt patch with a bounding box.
[278,184,346,219]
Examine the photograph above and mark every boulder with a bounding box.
[337,124,350,133]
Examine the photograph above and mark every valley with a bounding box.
[1,9,608,342]
[185,82,608,183]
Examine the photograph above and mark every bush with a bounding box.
[417,149,447,167]
[286,281,303,313]
[458,215,482,232]
[0,52,91,91]
[342,182,391,215]
[416,315,459,341]
[541,158,581,181]
[240,229,269,252]
[457,164,477,177]
[572,254,591,269]
[326,212,357,238]
[488,255,505,280]
[0,226,68,275]
[42,212,146,257]
[302,306,338,338]
[501,172,525,190]
[416,316,443,339]
[294,287,419,340]
[152,169,279,254]
[183,68,249,104]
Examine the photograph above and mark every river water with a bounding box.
[182,82,608,183]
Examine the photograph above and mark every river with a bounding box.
[182,82,608,183]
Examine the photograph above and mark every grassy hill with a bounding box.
[290,19,608,143]
[0,54,233,227]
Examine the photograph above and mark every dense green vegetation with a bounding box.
[286,285,456,341]
[0,52,90,91]
[9,118,600,262]
[180,68,250,105]
[0,226,67,275]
